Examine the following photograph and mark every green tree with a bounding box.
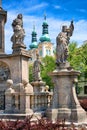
[29,56,56,90]
[68,41,81,70]
[29,63,33,82]
[41,55,56,90]
[68,41,87,80]
[78,42,87,79]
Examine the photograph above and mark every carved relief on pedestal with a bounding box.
[0,61,10,82]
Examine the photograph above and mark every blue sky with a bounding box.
[2,0,87,53]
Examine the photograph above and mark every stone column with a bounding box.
[20,79,33,114]
[0,7,7,53]
[5,79,15,113]
[46,68,87,123]
[14,93,20,113]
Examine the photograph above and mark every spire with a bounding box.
[42,13,48,34]
[29,23,38,49]
[39,14,51,42]
[33,21,35,32]
[44,12,46,21]
[32,23,37,43]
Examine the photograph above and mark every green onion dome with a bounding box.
[40,34,51,42]
[29,25,38,49]
[39,14,51,42]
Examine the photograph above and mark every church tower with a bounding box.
[29,24,38,49]
[29,14,54,62]
[39,14,51,43]
[29,25,38,62]
[38,14,53,57]
[0,0,7,54]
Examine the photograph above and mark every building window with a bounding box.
[49,50,51,55]
[84,86,87,94]
[39,50,42,56]
[46,49,48,55]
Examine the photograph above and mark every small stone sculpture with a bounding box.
[6,79,15,93]
[33,54,42,81]
[56,20,74,65]
[22,79,33,93]
[11,14,25,45]
[0,67,10,81]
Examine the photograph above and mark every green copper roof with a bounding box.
[43,21,48,26]
[39,14,51,42]
[40,34,51,42]
[29,42,38,49]
[32,30,37,35]
[29,24,38,49]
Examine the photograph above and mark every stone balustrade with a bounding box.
[30,92,53,112]
[5,79,53,114]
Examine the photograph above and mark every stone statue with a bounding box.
[11,14,25,45]
[33,54,42,81]
[56,20,74,65]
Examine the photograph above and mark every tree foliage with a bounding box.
[29,63,33,82]
[68,41,87,79]
[29,56,56,89]
[41,55,56,89]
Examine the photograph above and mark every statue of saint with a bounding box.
[33,54,42,81]
[11,14,25,45]
[56,20,74,65]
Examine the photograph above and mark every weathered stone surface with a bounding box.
[11,14,25,45]
[0,7,7,53]
[46,68,87,123]
[56,21,74,65]
[31,81,46,93]
[5,79,15,113]
[22,79,33,93]
[0,53,30,83]
[33,54,42,81]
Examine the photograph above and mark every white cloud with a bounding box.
[5,11,87,54]
[76,9,86,13]
[23,3,48,12]
[54,5,61,9]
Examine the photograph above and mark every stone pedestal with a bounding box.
[12,43,26,54]
[46,65,87,123]
[31,81,46,93]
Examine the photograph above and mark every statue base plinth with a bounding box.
[31,80,46,93]
[46,107,87,123]
[12,43,27,54]
[56,62,72,70]
[46,65,87,123]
